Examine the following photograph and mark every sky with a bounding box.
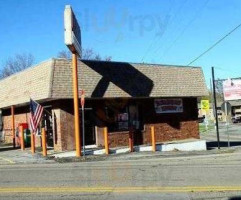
[0,0,241,85]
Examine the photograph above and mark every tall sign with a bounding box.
[64,5,82,157]
[223,79,241,101]
[64,5,82,57]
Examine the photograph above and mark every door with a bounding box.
[129,104,142,145]
[82,108,96,145]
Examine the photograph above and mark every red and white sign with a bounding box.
[154,98,183,114]
[223,79,241,101]
[80,90,85,108]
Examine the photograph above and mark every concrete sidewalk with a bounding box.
[50,139,207,158]
[0,144,54,165]
[1,139,240,164]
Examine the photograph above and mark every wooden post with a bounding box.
[151,126,156,152]
[104,127,109,155]
[41,128,47,157]
[11,106,15,148]
[31,132,35,154]
[72,53,81,157]
[20,126,25,151]
[129,129,134,152]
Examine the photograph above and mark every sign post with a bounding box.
[80,90,85,156]
[201,100,210,131]
[225,102,230,148]
[212,67,220,149]
[221,101,231,148]
[64,5,82,157]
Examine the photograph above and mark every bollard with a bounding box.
[151,126,156,152]
[20,126,25,151]
[104,127,109,155]
[41,128,47,157]
[31,132,35,154]
[129,129,134,152]
[11,106,16,148]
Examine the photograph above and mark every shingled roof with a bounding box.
[0,58,208,109]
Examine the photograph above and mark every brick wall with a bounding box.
[95,98,199,148]
[2,111,41,146]
[59,108,75,151]
[3,113,28,144]
[2,97,199,151]
[143,121,199,145]
[51,100,76,152]
[52,109,62,151]
[96,128,130,148]
[108,131,129,148]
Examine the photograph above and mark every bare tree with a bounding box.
[214,79,224,102]
[57,50,71,60]
[82,48,94,60]
[105,56,112,61]
[0,53,34,79]
[57,48,112,61]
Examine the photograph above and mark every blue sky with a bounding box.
[0,0,241,85]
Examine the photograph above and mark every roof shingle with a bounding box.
[0,58,208,108]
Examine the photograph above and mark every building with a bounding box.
[198,100,241,123]
[0,58,208,151]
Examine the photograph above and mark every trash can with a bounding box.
[24,129,31,147]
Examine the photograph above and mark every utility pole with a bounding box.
[72,53,81,157]
[64,5,82,157]
[210,78,215,121]
[212,67,220,149]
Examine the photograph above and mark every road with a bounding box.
[1,123,241,199]
[1,149,241,199]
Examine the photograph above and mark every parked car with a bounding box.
[198,116,205,123]
[232,112,241,123]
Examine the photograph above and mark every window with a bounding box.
[105,106,129,132]
[105,103,143,132]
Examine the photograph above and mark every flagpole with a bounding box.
[31,132,35,154]
[29,98,43,155]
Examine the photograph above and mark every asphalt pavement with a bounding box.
[1,124,241,199]
[1,147,241,199]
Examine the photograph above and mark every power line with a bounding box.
[187,22,241,66]
[142,0,189,62]
[140,1,175,62]
[157,0,210,60]
[214,67,241,75]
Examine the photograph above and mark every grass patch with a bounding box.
[199,123,215,133]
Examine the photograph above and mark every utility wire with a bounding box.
[158,0,210,60]
[187,22,241,66]
[214,66,241,75]
[141,0,189,62]
[141,1,175,62]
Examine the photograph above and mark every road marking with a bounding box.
[0,156,15,164]
[1,186,241,193]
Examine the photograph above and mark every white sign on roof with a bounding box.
[64,5,82,57]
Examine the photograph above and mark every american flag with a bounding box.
[29,99,43,133]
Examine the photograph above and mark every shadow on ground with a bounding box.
[229,197,241,200]
[0,143,20,152]
[207,141,241,150]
